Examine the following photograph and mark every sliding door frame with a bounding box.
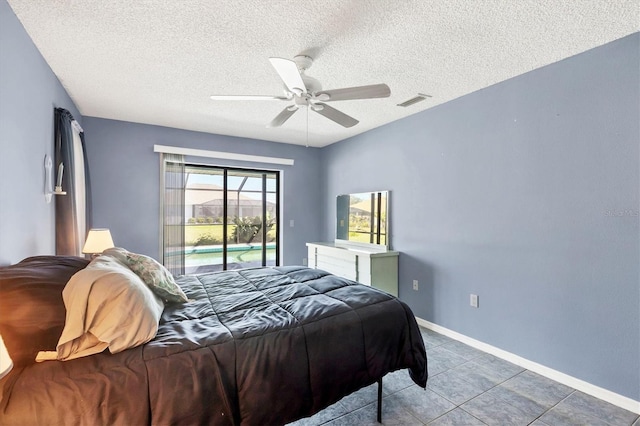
[184,163,280,271]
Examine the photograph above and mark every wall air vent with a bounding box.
[397,93,432,107]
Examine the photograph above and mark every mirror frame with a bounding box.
[335,190,389,251]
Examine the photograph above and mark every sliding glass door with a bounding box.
[183,165,279,274]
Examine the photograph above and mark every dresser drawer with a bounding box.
[315,246,358,280]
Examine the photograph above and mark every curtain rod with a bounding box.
[153,144,294,166]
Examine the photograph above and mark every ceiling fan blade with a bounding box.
[268,106,298,128]
[313,103,359,128]
[210,95,289,101]
[269,57,306,95]
[315,84,390,102]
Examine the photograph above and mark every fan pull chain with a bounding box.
[306,105,309,148]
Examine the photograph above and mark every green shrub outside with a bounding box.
[185,222,277,246]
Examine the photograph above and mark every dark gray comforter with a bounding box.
[1,265,427,425]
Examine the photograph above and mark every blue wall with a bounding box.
[321,33,640,400]
[82,117,322,264]
[0,0,82,265]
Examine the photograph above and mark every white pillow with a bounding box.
[37,255,164,362]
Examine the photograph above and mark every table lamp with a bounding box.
[82,228,115,257]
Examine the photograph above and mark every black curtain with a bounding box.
[54,108,92,255]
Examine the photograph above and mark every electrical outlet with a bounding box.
[302,257,307,266]
[289,219,295,227]
[470,294,479,308]
[412,280,419,291]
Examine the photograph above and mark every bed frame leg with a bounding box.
[377,377,383,423]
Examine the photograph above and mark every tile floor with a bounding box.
[289,327,640,426]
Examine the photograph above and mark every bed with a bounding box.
[0,253,427,425]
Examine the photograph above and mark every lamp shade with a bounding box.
[0,334,13,379]
[82,228,115,254]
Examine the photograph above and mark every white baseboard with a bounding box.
[416,317,640,415]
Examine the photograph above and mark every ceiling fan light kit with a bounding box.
[210,55,390,129]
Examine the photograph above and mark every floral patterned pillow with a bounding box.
[103,248,188,303]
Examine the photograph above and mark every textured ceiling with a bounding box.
[7,0,639,147]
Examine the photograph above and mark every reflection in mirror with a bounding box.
[336,191,388,247]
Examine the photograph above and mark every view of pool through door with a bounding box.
[183,165,279,274]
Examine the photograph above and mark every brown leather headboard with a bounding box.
[0,256,89,366]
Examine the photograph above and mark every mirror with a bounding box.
[336,191,388,248]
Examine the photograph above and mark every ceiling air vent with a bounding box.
[397,93,432,107]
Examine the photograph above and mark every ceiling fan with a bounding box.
[210,55,390,128]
